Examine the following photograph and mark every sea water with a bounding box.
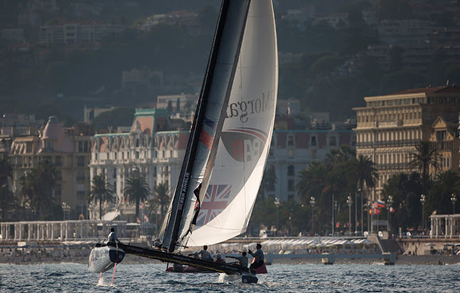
[0,263,459,292]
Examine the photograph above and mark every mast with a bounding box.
[160,0,251,252]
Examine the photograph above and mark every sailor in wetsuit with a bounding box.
[249,243,264,272]
[107,228,120,244]
[236,251,248,268]
[189,245,213,261]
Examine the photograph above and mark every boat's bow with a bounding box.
[88,243,125,273]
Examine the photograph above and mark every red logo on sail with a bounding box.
[196,185,232,226]
[221,128,267,162]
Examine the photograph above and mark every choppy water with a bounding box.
[0,263,459,292]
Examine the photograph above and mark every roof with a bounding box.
[390,86,460,95]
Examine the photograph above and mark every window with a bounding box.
[55,156,62,166]
[44,140,54,151]
[311,136,317,147]
[287,135,294,147]
[77,156,85,167]
[288,165,295,176]
[330,136,336,146]
[77,191,85,200]
[77,170,85,181]
[436,131,446,141]
[288,149,294,158]
[288,179,295,191]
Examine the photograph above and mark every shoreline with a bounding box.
[1,250,458,266]
[271,255,460,265]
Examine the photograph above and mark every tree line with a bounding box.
[0,158,170,224]
[250,141,457,237]
[0,140,456,238]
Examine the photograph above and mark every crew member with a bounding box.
[215,254,226,263]
[108,227,120,244]
[237,251,248,268]
[189,245,213,261]
[249,243,264,271]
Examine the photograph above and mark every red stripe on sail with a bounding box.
[200,130,214,149]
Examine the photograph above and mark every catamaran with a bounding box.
[88,0,278,284]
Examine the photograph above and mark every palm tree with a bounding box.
[408,141,440,178]
[0,158,13,220]
[148,182,170,219]
[258,165,277,199]
[429,170,460,214]
[88,174,115,220]
[382,172,424,230]
[19,160,58,219]
[0,158,12,187]
[324,145,356,168]
[296,161,327,205]
[124,176,151,221]
[355,154,379,191]
[0,184,15,220]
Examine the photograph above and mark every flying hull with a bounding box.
[88,244,125,273]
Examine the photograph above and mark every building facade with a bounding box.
[8,116,93,217]
[354,86,460,198]
[89,108,188,221]
[267,125,356,201]
[88,105,356,221]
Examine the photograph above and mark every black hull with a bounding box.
[107,242,248,275]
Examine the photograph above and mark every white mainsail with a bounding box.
[159,0,251,252]
[188,0,278,246]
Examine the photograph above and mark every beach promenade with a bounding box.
[1,235,459,266]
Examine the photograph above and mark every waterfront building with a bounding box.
[353,86,460,198]
[267,119,356,201]
[89,103,356,221]
[89,108,188,222]
[8,116,93,218]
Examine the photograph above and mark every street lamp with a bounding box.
[387,195,393,232]
[144,201,150,236]
[332,197,337,236]
[355,190,358,235]
[310,196,316,236]
[367,200,371,234]
[289,216,292,236]
[62,202,70,221]
[451,193,457,215]
[334,200,339,235]
[347,195,353,235]
[420,194,426,231]
[359,188,363,236]
[274,197,280,236]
